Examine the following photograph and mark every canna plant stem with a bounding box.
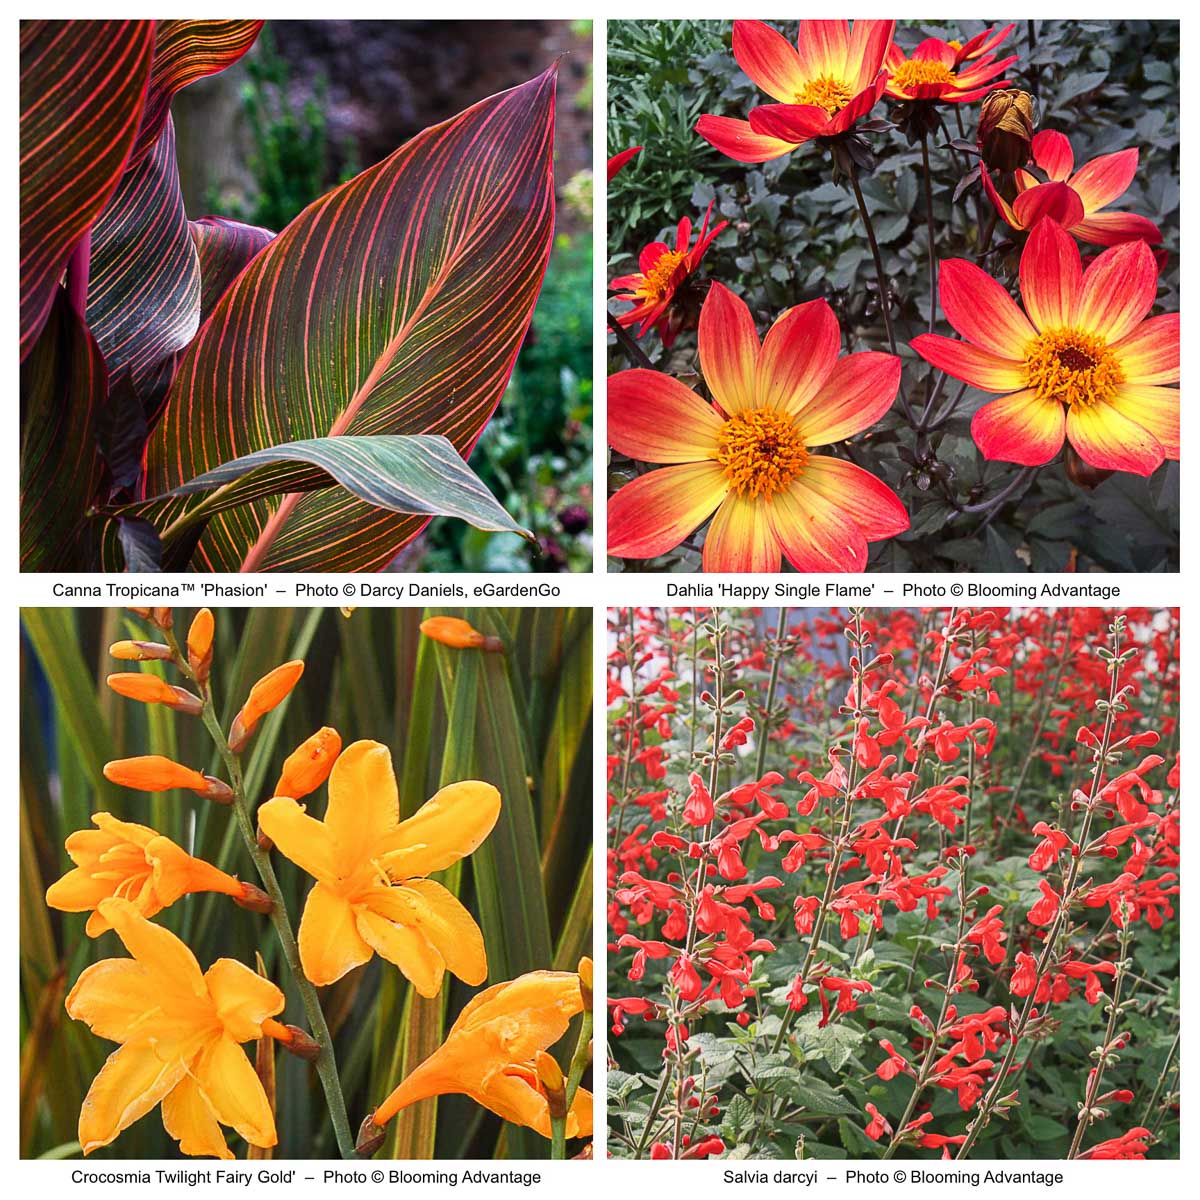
[165,627,357,1160]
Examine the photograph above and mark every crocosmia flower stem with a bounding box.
[161,624,357,1160]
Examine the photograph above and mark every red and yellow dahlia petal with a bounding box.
[910,38,955,66]
[732,21,809,103]
[796,20,851,81]
[756,299,840,415]
[699,281,760,415]
[1012,182,1085,234]
[607,463,728,560]
[1111,313,1179,385]
[847,20,896,89]
[1066,401,1164,476]
[701,495,782,572]
[796,350,900,444]
[981,168,1020,229]
[825,74,889,136]
[1105,385,1179,459]
[909,334,1026,392]
[766,478,869,572]
[800,456,909,540]
[1072,211,1162,248]
[1069,147,1138,213]
[1077,239,1160,342]
[1020,218,1081,331]
[638,241,673,276]
[747,103,831,143]
[956,53,1017,87]
[607,370,723,463]
[695,115,798,162]
[939,257,1036,357]
[1031,129,1074,180]
[971,389,1067,466]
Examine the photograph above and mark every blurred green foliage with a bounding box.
[607,20,1180,572]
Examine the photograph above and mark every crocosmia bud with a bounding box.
[420,616,503,653]
[187,608,215,685]
[229,661,305,752]
[275,727,341,799]
[978,88,1034,172]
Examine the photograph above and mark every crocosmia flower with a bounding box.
[369,969,592,1138]
[66,898,284,1158]
[911,218,1178,475]
[982,130,1162,248]
[46,813,259,935]
[696,19,895,163]
[884,36,1015,103]
[608,281,908,571]
[257,740,500,994]
[610,201,727,347]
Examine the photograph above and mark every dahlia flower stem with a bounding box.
[921,134,938,341]
[607,310,656,370]
[846,161,912,423]
[958,465,1038,518]
[955,619,1126,1159]
[1067,919,1133,1158]
[162,629,356,1160]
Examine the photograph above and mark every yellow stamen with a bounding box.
[641,249,686,302]
[716,409,808,499]
[892,60,957,89]
[795,74,854,114]
[1024,329,1124,408]
[947,39,963,51]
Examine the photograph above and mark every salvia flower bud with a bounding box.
[978,88,1034,173]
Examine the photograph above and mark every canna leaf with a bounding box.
[133,434,533,548]
[86,115,200,406]
[142,65,557,572]
[20,290,106,571]
[191,217,274,324]
[130,20,264,170]
[19,20,155,359]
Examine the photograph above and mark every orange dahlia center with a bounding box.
[642,250,687,302]
[1024,329,1124,408]
[892,60,957,89]
[716,408,808,499]
[795,74,854,115]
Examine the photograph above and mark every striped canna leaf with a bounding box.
[126,434,534,550]
[19,20,154,360]
[20,290,107,570]
[86,115,200,405]
[130,20,264,170]
[142,64,558,572]
[191,217,275,324]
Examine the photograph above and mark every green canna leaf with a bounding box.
[141,65,557,571]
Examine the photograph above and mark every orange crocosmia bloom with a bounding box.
[371,970,592,1138]
[982,130,1162,248]
[607,280,908,571]
[610,201,727,348]
[66,898,283,1158]
[257,740,500,994]
[696,20,895,163]
[104,755,210,793]
[910,218,1178,476]
[106,672,201,713]
[420,616,485,648]
[47,813,250,936]
[275,727,342,799]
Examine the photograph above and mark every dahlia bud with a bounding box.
[187,608,215,685]
[355,1112,386,1158]
[274,727,341,799]
[978,89,1034,172]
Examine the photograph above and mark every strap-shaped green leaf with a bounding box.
[142,65,557,571]
[19,20,154,359]
[139,434,533,546]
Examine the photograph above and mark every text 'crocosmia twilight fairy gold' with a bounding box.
[46,813,258,935]
[257,741,500,995]
[66,898,284,1158]
[370,969,592,1138]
